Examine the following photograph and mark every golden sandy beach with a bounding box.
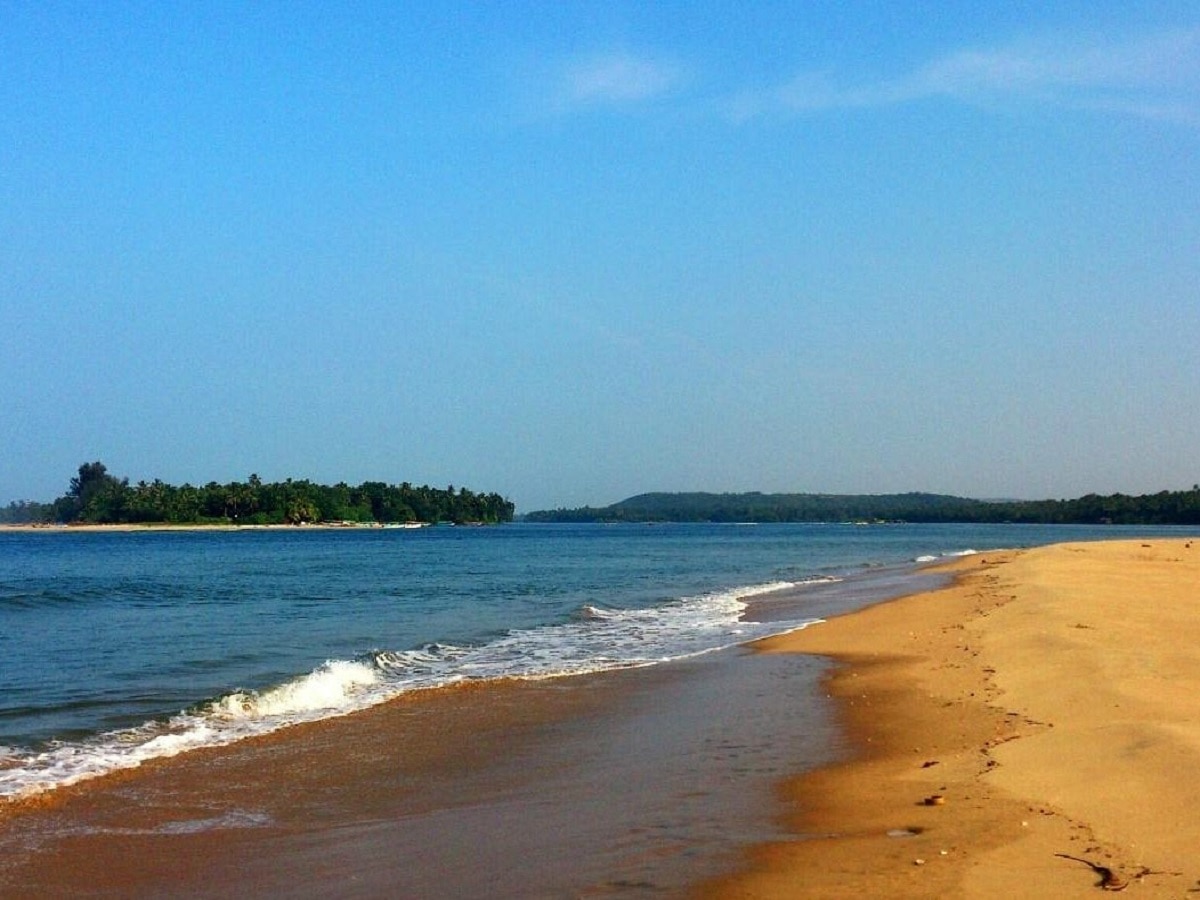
[701,538,1200,898]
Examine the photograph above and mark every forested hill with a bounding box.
[524,488,1200,525]
[1,462,515,526]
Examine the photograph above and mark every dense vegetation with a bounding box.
[2,462,515,526]
[524,488,1200,526]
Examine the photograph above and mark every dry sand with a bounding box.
[699,538,1200,898]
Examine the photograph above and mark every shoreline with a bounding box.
[0,560,930,807]
[698,537,1200,898]
[0,522,429,532]
[0,555,937,897]
[0,652,840,898]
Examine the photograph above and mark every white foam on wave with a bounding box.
[915,548,980,563]
[60,809,273,837]
[152,810,272,834]
[210,660,380,720]
[0,579,817,802]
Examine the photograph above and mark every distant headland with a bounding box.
[523,488,1200,525]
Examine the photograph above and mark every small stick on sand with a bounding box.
[1055,853,1128,891]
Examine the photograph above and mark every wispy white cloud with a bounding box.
[725,28,1200,125]
[911,29,1200,96]
[555,51,684,111]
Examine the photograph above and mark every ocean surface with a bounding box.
[0,521,1186,802]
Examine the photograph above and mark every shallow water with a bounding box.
[0,649,837,898]
[1,522,1187,800]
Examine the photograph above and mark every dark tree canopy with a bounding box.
[1,463,514,526]
[524,487,1200,526]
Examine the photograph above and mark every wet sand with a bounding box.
[0,649,839,898]
[700,537,1200,898]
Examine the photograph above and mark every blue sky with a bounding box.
[2,2,1198,511]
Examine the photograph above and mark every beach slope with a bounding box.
[701,538,1200,898]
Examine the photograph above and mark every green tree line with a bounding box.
[524,487,1200,525]
[1,462,515,526]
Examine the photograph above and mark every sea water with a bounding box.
[0,521,1185,800]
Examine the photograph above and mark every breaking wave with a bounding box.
[0,580,816,801]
